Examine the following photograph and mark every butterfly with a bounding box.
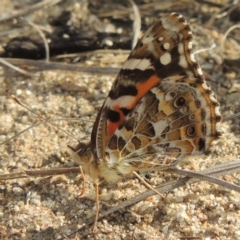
[69,12,222,229]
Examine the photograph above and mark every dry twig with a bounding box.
[20,18,50,62]
[0,58,38,77]
[220,24,240,57]
[0,0,63,23]
[0,57,120,75]
[129,0,141,49]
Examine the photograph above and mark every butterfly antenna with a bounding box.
[12,95,80,143]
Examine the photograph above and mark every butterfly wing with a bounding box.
[104,74,221,175]
[92,13,221,173]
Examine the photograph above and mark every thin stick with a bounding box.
[220,24,240,56]
[133,171,164,197]
[166,167,240,193]
[129,0,141,49]
[79,166,86,196]
[0,0,63,23]
[0,58,38,77]
[21,18,50,62]
[0,167,80,180]
[0,58,120,75]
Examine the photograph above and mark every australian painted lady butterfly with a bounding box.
[71,12,221,184]
[70,12,222,228]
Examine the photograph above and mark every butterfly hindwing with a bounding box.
[105,75,221,174]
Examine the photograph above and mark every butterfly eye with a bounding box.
[175,97,186,107]
[187,125,196,136]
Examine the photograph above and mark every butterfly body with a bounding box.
[71,13,222,184]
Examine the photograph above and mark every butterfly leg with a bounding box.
[79,166,86,196]
[133,171,164,198]
[92,179,101,232]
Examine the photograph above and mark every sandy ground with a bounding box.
[0,63,240,240]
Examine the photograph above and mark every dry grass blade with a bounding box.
[220,23,240,56]
[0,0,63,22]
[0,167,80,180]
[129,0,141,49]
[203,2,236,27]
[0,58,38,77]
[194,41,216,55]
[20,18,50,62]
[1,58,120,75]
[166,167,240,192]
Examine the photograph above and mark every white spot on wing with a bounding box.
[177,14,183,19]
[190,53,196,62]
[197,66,203,76]
[164,89,176,101]
[188,41,193,49]
[215,106,221,117]
[160,52,171,65]
[178,43,188,68]
[201,82,210,90]
[122,58,154,71]
[209,92,218,103]
[152,120,168,135]
[163,42,170,50]
[138,59,153,71]
[105,95,136,109]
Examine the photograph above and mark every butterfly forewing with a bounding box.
[92,13,211,160]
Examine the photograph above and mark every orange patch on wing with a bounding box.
[135,75,160,103]
[108,122,120,136]
[107,75,160,136]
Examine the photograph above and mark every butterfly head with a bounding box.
[68,142,100,181]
